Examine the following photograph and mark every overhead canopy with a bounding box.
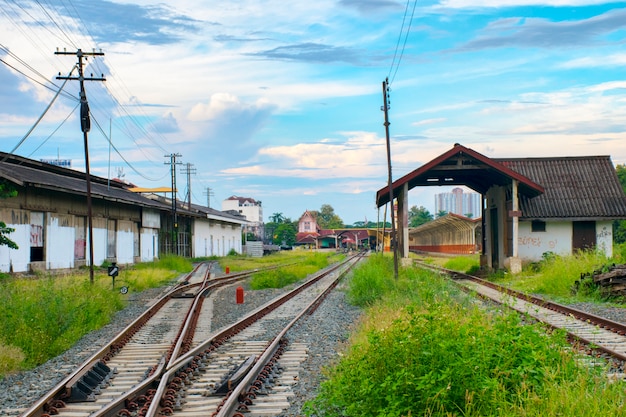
[376,143,545,207]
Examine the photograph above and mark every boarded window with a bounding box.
[531,220,546,232]
[74,216,86,260]
[107,219,117,259]
[30,212,44,262]
[133,222,140,257]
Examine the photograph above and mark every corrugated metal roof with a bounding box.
[496,156,626,220]
[0,152,174,212]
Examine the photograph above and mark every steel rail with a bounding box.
[415,260,626,362]
[215,252,365,417]
[88,268,280,417]
[142,253,364,417]
[19,263,210,417]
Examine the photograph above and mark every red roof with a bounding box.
[376,143,544,207]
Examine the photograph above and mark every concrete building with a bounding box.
[222,195,263,240]
[376,144,626,272]
[0,152,246,273]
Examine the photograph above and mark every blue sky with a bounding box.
[1,0,625,225]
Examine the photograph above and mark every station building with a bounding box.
[376,143,626,272]
[0,152,246,273]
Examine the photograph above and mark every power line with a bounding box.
[27,102,79,158]
[387,0,418,86]
[2,65,76,162]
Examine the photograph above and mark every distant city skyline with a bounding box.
[435,187,482,218]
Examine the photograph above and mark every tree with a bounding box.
[436,210,448,219]
[265,217,297,245]
[614,164,626,244]
[273,220,297,246]
[269,212,285,224]
[313,204,344,229]
[0,181,18,249]
[408,205,434,227]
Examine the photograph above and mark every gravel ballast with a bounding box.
[0,271,362,417]
[3,268,626,417]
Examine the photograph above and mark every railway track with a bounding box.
[18,254,364,417]
[146,252,364,417]
[415,260,626,373]
[19,261,278,417]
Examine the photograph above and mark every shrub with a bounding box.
[305,256,626,416]
[0,341,25,377]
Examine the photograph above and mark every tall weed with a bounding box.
[498,250,619,302]
[249,252,340,289]
[304,256,626,416]
[0,256,190,378]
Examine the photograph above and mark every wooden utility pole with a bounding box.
[181,162,196,209]
[203,187,214,208]
[382,78,398,279]
[56,48,105,284]
[165,153,182,255]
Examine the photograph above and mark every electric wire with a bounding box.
[0,56,75,100]
[0,4,74,85]
[27,102,79,158]
[91,114,170,182]
[387,0,418,86]
[1,66,76,163]
[7,0,77,49]
[60,0,172,156]
[7,0,171,176]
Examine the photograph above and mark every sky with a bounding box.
[1,0,625,226]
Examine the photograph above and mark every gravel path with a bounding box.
[0,269,362,417]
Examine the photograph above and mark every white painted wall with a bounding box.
[596,221,613,258]
[140,228,158,262]
[46,214,74,269]
[517,221,572,261]
[192,218,242,257]
[116,220,135,265]
[193,220,212,257]
[91,226,108,267]
[0,224,30,272]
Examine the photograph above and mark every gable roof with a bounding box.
[376,143,544,207]
[496,156,626,220]
[0,152,165,210]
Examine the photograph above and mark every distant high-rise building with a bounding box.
[434,187,481,218]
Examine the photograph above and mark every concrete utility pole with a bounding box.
[203,187,214,208]
[382,78,398,280]
[165,153,182,255]
[56,48,105,284]
[181,162,196,210]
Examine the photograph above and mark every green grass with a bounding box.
[216,250,309,273]
[492,249,624,303]
[442,254,480,274]
[0,256,192,378]
[249,252,344,289]
[304,254,626,417]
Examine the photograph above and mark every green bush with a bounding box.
[249,252,335,289]
[304,255,626,416]
[347,254,396,307]
[442,255,480,273]
[0,277,122,372]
